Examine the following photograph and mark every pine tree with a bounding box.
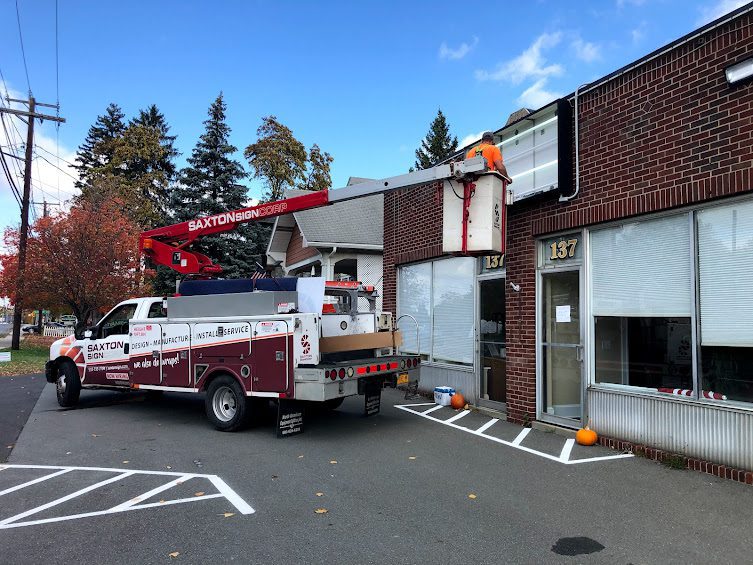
[74,103,126,190]
[131,104,179,183]
[171,93,269,280]
[414,109,458,170]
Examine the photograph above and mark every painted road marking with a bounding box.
[559,438,575,462]
[0,472,135,526]
[445,410,470,424]
[475,419,499,434]
[0,468,73,496]
[395,404,633,465]
[0,464,255,530]
[511,428,531,446]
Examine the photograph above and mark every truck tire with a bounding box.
[323,397,345,410]
[205,376,248,432]
[56,362,81,408]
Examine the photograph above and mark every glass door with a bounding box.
[478,277,506,408]
[540,269,583,425]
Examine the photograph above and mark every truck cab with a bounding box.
[46,297,165,406]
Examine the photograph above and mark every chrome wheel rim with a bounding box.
[213,386,237,422]
[56,373,67,395]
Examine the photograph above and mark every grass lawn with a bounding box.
[0,336,55,377]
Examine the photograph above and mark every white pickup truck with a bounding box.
[45,279,419,432]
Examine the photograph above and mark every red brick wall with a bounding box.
[383,181,444,314]
[531,12,753,236]
[285,224,319,266]
[383,11,753,425]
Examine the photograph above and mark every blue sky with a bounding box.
[0,0,748,232]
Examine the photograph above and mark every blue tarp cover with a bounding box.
[179,278,298,296]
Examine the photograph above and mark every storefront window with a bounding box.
[398,257,474,367]
[697,200,753,404]
[591,214,693,394]
[594,317,692,390]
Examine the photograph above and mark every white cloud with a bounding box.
[459,131,485,149]
[517,78,563,109]
[439,36,479,61]
[475,32,564,84]
[0,85,79,231]
[697,0,749,25]
[572,38,601,62]
[631,21,648,43]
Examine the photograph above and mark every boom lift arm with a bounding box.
[140,156,493,275]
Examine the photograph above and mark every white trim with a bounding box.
[137,385,199,393]
[246,391,281,398]
[306,241,383,251]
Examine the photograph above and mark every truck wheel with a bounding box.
[323,397,345,410]
[56,362,81,408]
[205,376,248,432]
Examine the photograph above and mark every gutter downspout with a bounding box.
[559,83,588,203]
[325,246,338,278]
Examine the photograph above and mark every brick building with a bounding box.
[383,6,753,474]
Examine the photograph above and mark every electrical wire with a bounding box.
[33,152,77,181]
[14,0,32,95]
[35,144,76,168]
[55,0,61,203]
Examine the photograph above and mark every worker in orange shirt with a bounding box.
[466,131,512,182]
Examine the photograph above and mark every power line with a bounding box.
[33,152,77,180]
[55,0,59,107]
[14,0,32,95]
[35,143,76,168]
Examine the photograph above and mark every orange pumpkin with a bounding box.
[450,392,466,410]
[575,425,598,446]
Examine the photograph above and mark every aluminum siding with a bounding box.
[589,388,753,470]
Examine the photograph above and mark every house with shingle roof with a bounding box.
[265,178,384,307]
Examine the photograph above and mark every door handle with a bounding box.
[124,343,129,355]
[575,345,584,362]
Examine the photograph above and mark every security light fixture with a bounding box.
[725,57,753,85]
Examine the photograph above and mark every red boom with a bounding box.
[140,190,330,275]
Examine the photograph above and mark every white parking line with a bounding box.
[1,472,135,526]
[445,410,470,424]
[559,439,575,462]
[396,404,634,465]
[0,464,255,529]
[511,428,531,446]
[0,468,73,496]
[109,474,196,511]
[475,419,499,434]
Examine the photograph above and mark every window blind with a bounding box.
[432,258,474,365]
[397,263,432,355]
[698,200,753,346]
[591,214,691,317]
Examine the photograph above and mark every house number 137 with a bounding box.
[549,239,578,260]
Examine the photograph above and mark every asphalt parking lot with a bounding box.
[1,380,753,564]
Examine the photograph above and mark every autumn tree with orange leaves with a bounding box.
[0,199,153,328]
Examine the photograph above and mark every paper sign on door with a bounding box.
[556,305,571,323]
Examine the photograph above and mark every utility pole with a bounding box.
[31,199,60,332]
[0,96,65,350]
